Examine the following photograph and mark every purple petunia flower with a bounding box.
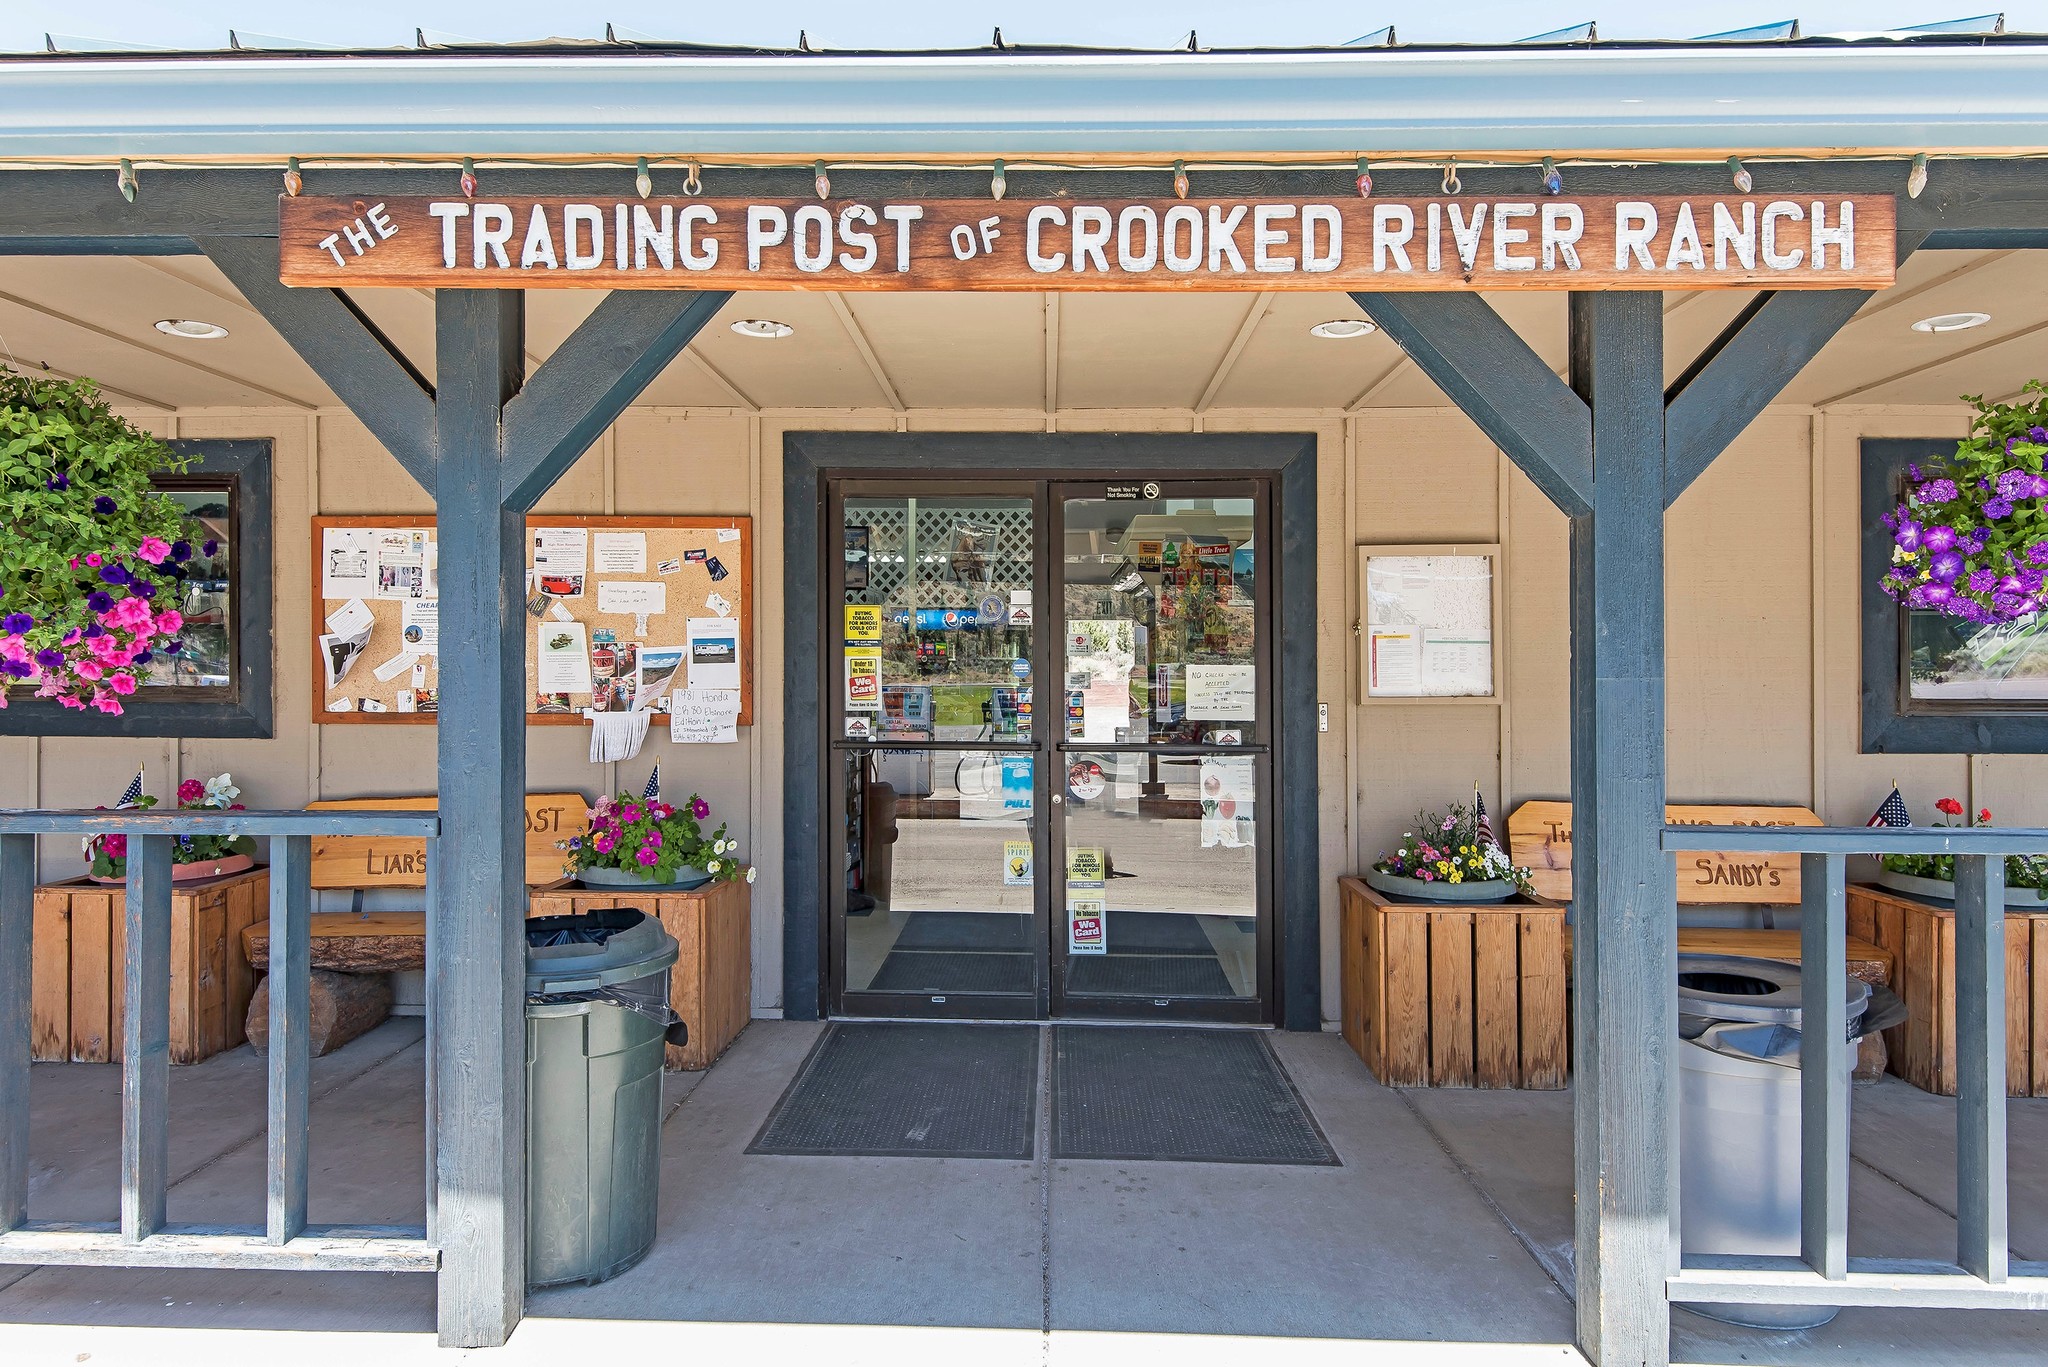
[169,541,192,562]
[1,612,31,635]
[132,581,156,599]
[201,539,219,557]
[1965,526,1991,552]
[1894,519,1924,551]
[98,564,131,586]
[0,659,32,679]
[165,639,183,654]
[45,472,70,492]
[2029,543,2048,566]
[86,591,113,612]
[1998,469,2030,499]
[132,651,152,665]
[33,649,63,669]
[1931,549,1966,583]
[1916,478,1959,504]
[1985,498,2014,520]
[82,624,104,639]
[1970,569,1998,593]
[92,495,116,515]
[2031,426,2048,444]
[1922,525,1959,553]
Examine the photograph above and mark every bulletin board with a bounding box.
[311,514,753,726]
[1357,543,1503,705]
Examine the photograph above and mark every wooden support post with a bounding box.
[122,834,174,1242]
[0,832,31,1233]
[267,834,311,1245]
[431,289,529,1349]
[1954,853,2009,1283]
[1567,291,1675,1367]
[1799,851,1849,1280]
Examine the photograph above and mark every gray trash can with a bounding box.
[1675,952,1904,1330]
[525,907,687,1289]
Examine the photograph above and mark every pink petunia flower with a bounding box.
[72,660,103,682]
[107,672,137,696]
[134,537,173,565]
[177,779,204,803]
[84,553,102,568]
[90,689,122,715]
[154,609,183,635]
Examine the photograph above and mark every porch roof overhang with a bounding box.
[3,43,2048,163]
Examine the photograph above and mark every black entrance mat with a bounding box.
[868,949,1036,995]
[1104,910,1221,955]
[892,911,1034,952]
[749,1022,1040,1158]
[1051,1026,1338,1165]
[1064,953,1235,998]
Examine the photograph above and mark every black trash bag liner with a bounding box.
[526,906,646,949]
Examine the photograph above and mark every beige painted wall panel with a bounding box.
[1051,413,1197,433]
[1355,410,1499,543]
[529,432,609,515]
[1353,709,1500,867]
[905,413,1046,433]
[612,413,755,515]
[1666,412,1813,805]
[318,413,431,514]
[1504,464,1571,809]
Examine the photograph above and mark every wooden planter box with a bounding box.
[1847,882,2048,1098]
[1339,876,1567,1089]
[30,868,270,1065]
[528,880,751,1071]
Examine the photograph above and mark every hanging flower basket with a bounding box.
[1880,382,2048,624]
[0,367,199,714]
[1370,800,1532,899]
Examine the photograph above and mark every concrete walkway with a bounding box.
[2,1019,2042,1366]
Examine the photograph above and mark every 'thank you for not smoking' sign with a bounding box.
[281,194,1896,292]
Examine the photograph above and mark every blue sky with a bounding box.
[2,2,2042,51]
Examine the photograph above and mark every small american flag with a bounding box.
[643,765,661,800]
[117,767,145,807]
[1867,786,1911,828]
[1474,785,1496,849]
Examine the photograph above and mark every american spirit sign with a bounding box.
[280,194,1896,291]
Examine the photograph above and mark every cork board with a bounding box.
[312,514,752,726]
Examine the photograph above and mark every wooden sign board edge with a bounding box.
[1506,800,1825,905]
[310,513,753,727]
[305,792,590,889]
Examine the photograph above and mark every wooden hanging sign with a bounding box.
[279,193,1896,292]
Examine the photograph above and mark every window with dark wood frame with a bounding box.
[0,438,273,739]
[1862,436,2048,754]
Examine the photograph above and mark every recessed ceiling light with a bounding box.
[730,319,794,339]
[1309,318,1376,339]
[154,318,228,340]
[1911,312,1991,334]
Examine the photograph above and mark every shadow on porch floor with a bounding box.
[3,1018,2044,1366]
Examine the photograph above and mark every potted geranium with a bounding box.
[1877,797,2048,909]
[1880,382,2048,623]
[1369,802,1532,903]
[0,367,198,715]
[84,773,258,883]
[559,791,754,892]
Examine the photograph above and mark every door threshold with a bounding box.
[826,1013,1274,1030]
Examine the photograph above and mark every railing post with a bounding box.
[1798,851,1849,1281]
[121,834,173,1242]
[1953,852,2008,1283]
[0,832,33,1234]
[267,833,312,1245]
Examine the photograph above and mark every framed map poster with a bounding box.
[1358,544,1503,704]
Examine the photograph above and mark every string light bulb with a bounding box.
[1908,152,1929,199]
[635,157,653,199]
[1173,160,1189,199]
[460,157,478,198]
[814,160,831,200]
[282,157,302,197]
[117,158,137,203]
[1355,156,1372,199]
[1441,159,1461,195]
[1727,155,1752,194]
[1541,157,1563,196]
[991,159,1006,201]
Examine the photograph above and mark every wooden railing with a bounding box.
[1662,824,2048,1313]
[0,808,440,1274]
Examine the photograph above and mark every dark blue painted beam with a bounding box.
[428,288,528,1350]
[199,236,437,493]
[1566,290,1675,1367]
[1351,291,1593,516]
[500,289,731,511]
[0,236,196,255]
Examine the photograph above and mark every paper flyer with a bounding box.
[319,624,372,690]
[532,526,589,575]
[685,617,742,691]
[1184,663,1256,720]
[597,580,667,616]
[372,649,420,684]
[400,598,439,654]
[322,530,377,600]
[1003,839,1033,886]
[538,621,593,693]
[843,647,882,711]
[633,645,687,711]
[325,596,374,638]
[1067,899,1106,955]
[374,531,429,600]
[669,688,741,743]
[592,531,647,574]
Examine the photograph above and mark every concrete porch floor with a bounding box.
[2,1019,2044,1366]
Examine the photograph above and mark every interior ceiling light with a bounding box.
[730,319,794,339]
[1911,312,1992,334]
[154,319,228,340]
[1310,319,1377,339]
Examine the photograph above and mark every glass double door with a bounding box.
[828,476,1271,1022]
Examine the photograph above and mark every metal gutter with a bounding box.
[0,47,2046,161]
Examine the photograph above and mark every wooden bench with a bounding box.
[239,792,587,1054]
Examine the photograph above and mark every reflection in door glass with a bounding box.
[840,750,1038,1000]
[1062,494,1257,744]
[843,496,1035,744]
[1060,751,1257,1001]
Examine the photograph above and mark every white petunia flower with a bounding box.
[706,859,720,874]
[745,866,757,883]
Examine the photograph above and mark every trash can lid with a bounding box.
[525,907,679,994]
[1677,952,1869,1028]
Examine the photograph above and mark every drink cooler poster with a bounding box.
[311,514,752,725]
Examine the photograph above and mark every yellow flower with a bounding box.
[1436,860,1452,875]
[1449,869,1463,883]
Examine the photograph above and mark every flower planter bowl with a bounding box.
[89,852,256,886]
[575,863,712,894]
[1365,868,1518,904]
[1875,868,2048,910]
